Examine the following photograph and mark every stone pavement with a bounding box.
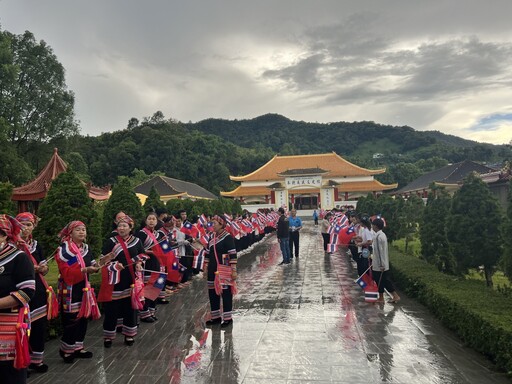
[28,222,510,384]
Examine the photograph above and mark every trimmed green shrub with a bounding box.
[390,247,512,375]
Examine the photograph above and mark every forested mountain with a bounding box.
[2,113,510,195]
[190,113,507,164]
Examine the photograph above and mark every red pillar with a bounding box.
[270,190,276,204]
[334,188,339,201]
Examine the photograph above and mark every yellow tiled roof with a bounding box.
[220,186,273,197]
[230,152,385,181]
[337,180,398,192]
[221,179,397,197]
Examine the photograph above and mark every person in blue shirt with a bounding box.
[288,209,303,259]
[312,209,319,226]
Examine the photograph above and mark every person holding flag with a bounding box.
[0,214,35,384]
[136,212,164,322]
[203,215,237,328]
[16,213,53,374]
[56,221,100,363]
[98,215,145,348]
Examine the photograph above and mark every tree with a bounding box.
[142,186,165,214]
[0,182,16,215]
[0,29,78,149]
[502,176,512,282]
[398,194,424,254]
[389,162,422,189]
[34,171,99,255]
[420,185,455,273]
[446,173,503,287]
[101,177,144,237]
[0,140,33,184]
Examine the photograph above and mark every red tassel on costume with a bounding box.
[77,283,101,320]
[14,306,30,369]
[130,279,145,310]
[214,271,222,296]
[46,286,60,320]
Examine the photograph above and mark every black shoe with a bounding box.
[140,316,155,323]
[278,261,285,265]
[205,318,222,326]
[60,351,75,364]
[285,261,291,264]
[151,315,158,321]
[220,319,233,328]
[104,339,113,348]
[124,337,135,346]
[73,350,93,359]
[29,363,49,373]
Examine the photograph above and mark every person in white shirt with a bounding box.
[371,218,400,303]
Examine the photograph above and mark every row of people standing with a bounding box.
[0,207,276,383]
[322,209,400,304]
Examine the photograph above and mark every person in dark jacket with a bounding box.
[276,208,291,265]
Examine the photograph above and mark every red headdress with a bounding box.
[58,221,86,242]
[0,214,23,244]
[15,212,38,225]
[115,214,134,228]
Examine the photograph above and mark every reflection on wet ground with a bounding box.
[29,223,510,383]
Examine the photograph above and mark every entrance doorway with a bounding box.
[293,195,318,210]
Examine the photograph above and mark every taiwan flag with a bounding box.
[181,222,199,238]
[339,225,357,246]
[143,272,167,301]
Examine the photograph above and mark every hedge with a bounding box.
[390,247,512,376]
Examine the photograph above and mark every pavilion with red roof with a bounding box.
[11,148,110,212]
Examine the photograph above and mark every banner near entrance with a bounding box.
[321,188,334,210]
[285,176,322,188]
[275,189,288,209]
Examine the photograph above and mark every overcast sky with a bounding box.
[2,1,512,145]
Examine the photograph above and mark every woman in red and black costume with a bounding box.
[98,215,146,348]
[56,221,100,363]
[203,215,237,328]
[136,211,164,322]
[0,214,35,384]
[16,212,53,374]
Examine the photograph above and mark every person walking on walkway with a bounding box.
[371,218,400,303]
[312,209,319,226]
[321,212,332,254]
[276,208,291,265]
[288,209,302,259]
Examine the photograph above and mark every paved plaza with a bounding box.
[28,222,510,384]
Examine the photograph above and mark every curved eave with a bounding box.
[230,155,278,181]
[221,186,271,197]
[338,180,398,192]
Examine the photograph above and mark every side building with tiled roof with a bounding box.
[134,175,217,203]
[392,160,496,198]
[221,152,397,210]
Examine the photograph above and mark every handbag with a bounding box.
[212,234,237,296]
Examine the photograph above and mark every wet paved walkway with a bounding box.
[29,222,510,384]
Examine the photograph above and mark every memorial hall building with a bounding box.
[221,152,397,210]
